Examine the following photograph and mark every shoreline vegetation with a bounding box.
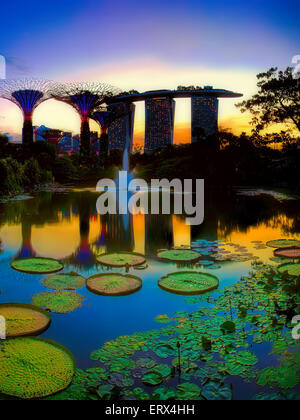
[0,129,299,200]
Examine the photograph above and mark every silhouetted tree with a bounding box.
[237,67,300,133]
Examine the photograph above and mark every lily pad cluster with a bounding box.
[87,273,142,296]
[158,271,219,295]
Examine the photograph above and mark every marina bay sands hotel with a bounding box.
[107,87,242,152]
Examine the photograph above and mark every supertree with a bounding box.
[50,82,121,158]
[0,79,53,145]
[92,104,130,166]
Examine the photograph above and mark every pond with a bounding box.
[0,188,299,400]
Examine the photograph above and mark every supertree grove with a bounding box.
[92,104,129,166]
[50,82,121,158]
[0,79,52,145]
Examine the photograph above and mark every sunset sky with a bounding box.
[0,0,299,144]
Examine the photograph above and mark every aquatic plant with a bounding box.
[0,337,75,399]
[158,271,219,295]
[50,262,299,401]
[266,239,300,248]
[42,272,86,290]
[11,257,63,274]
[32,290,84,313]
[274,247,300,259]
[86,273,142,296]
[278,263,300,276]
[97,252,146,267]
[157,249,201,263]
[0,303,51,337]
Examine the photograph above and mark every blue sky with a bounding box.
[0,0,299,140]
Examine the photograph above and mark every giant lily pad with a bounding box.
[0,303,51,338]
[96,252,146,267]
[278,263,300,276]
[158,271,219,295]
[42,272,85,290]
[32,291,84,313]
[0,337,75,399]
[86,273,142,296]
[266,239,300,249]
[11,258,63,274]
[157,249,201,263]
[274,247,300,259]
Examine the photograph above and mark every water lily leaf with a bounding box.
[152,387,176,400]
[11,257,63,274]
[159,271,219,295]
[266,239,300,248]
[177,383,201,399]
[142,371,163,386]
[201,381,232,400]
[0,303,51,337]
[97,252,146,267]
[157,249,201,263]
[43,272,85,290]
[87,273,142,296]
[278,263,300,277]
[0,337,75,399]
[220,321,236,334]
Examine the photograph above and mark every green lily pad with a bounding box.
[96,252,146,267]
[32,290,84,314]
[11,258,63,274]
[157,249,201,263]
[257,366,299,389]
[42,272,85,290]
[201,381,233,400]
[142,371,163,386]
[177,382,201,399]
[0,303,51,338]
[86,273,142,296]
[153,364,173,378]
[158,271,219,295]
[0,337,75,399]
[266,239,300,248]
[278,263,300,276]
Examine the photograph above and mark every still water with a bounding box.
[0,189,299,398]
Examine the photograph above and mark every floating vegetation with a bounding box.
[11,257,63,274]
[157,249,201,263]
[97,252,146,267]
[42,272,86,290]
[0,337,75,399]
[274,247,300,259]
[86,273,142,296]
[158,271,219,295]
[0,303,51,338]
[50,261,299,401]
[32,291,84,313]
[266,239,300,248]
[277,263,300,277]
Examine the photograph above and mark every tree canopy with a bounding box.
[237,67,300,133]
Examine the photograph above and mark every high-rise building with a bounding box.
[191,95,219,142]
[144,96,175,153]
[108,102,136,152]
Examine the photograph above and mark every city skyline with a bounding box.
[0,0,299,144]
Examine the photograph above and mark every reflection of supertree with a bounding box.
[0,79,52,145]
[50,82,121,158]
[92,105,129,165]
[15,221,37,259]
